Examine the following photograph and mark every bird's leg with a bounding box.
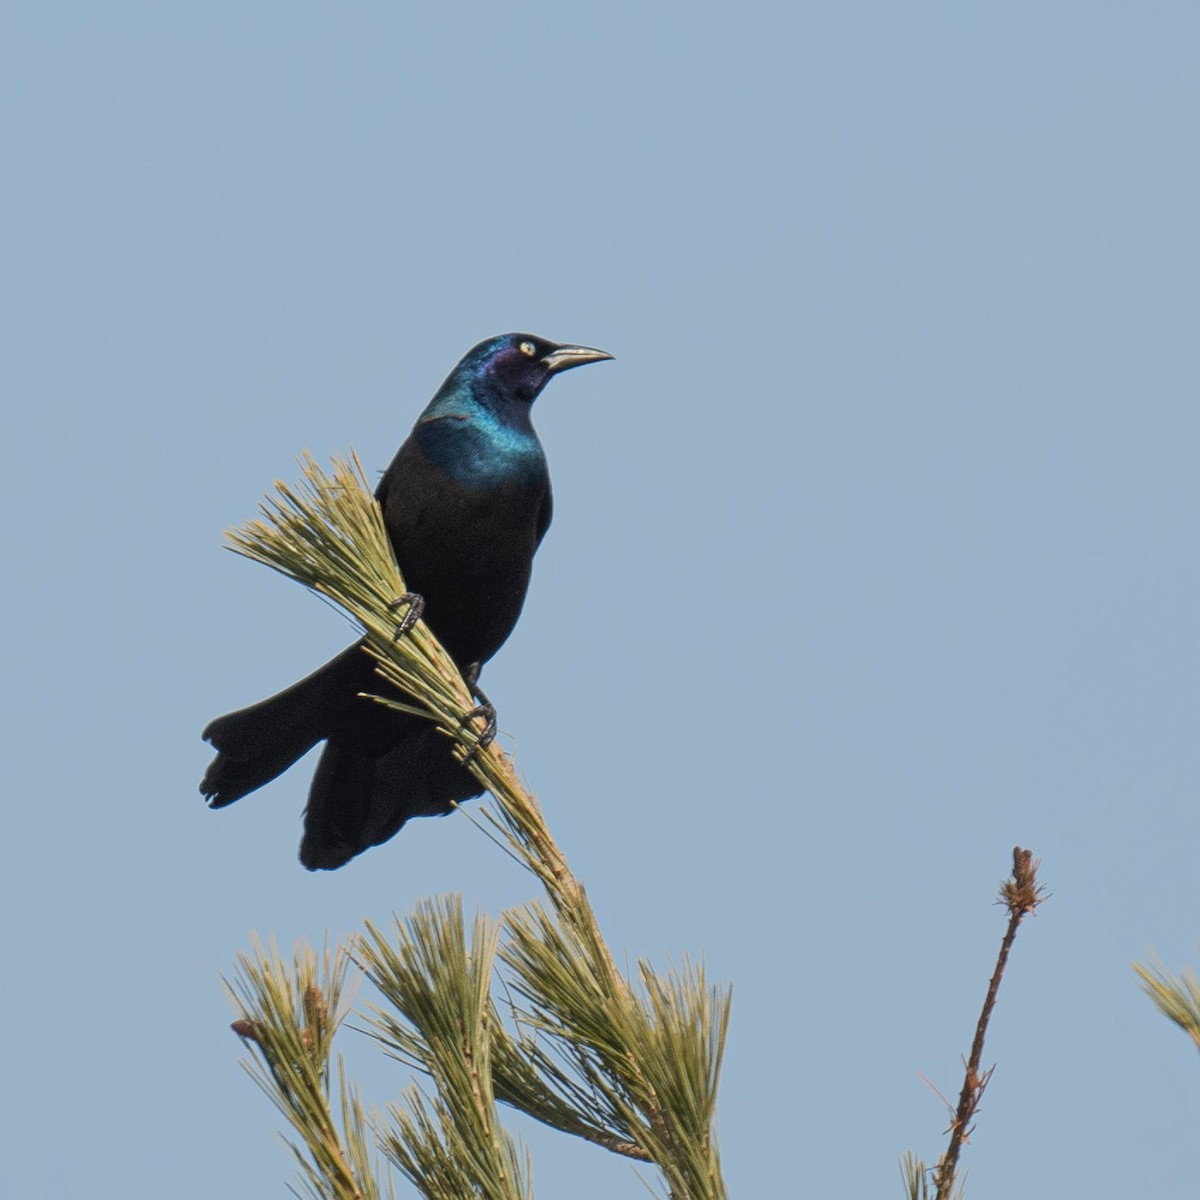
[387,592,426,641]
[460,660,497,758]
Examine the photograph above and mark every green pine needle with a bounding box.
[1135,953,1200,1052]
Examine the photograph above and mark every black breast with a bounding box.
[376,438,552,668]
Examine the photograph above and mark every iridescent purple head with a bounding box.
[456,333,613,406]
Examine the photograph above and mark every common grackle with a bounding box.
[201,333,612,869]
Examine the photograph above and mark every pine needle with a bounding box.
[1135,954,1200,1053]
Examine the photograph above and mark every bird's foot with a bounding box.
[388,592,426,641]
[460,662,497,760]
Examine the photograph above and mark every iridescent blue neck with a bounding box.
[414,374,546,489]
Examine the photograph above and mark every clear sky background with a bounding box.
[3,4,1197,1196]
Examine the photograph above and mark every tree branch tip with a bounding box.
[998,845,1046,918]
[230,1018,263,1043]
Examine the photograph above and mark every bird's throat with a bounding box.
[415,408,546,489]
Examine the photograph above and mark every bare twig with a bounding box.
[932,847,1046,1200]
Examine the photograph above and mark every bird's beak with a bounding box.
[542,344,614,374]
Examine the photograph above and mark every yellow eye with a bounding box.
[519,340,536,357]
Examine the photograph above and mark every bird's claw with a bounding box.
[461,704,497,761]
[388,592,425,641]
[460,667,497,761]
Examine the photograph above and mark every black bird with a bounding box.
[201,333,611,869]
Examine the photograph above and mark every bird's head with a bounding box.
[461,333,613,407]
[416,333,612,483]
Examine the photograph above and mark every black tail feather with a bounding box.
[202,640,485,868]
[299,723,484,870]
[200,643,372,809]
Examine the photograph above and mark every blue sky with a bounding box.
[3,4,1198,1196]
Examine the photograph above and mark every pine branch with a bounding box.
[357,899,530,1200]
[223,452,730,1200]
[225,939,385,1200]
